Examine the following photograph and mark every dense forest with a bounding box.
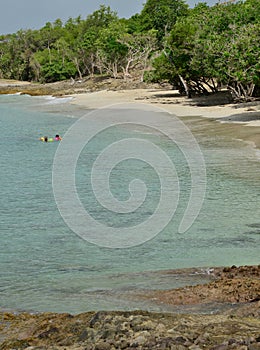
[0,0,259,101]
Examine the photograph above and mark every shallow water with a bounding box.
[0,95,259,314]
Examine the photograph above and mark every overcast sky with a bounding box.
[0,0,219,35]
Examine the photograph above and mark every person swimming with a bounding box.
[55,134,62,141]
[39,134,62,142]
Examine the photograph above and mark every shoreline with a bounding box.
[1,83,260,348]
[1,78,259,123]
[0,265,259,349]
[68,88,260,119]
[2,77,258,149]
[68,88,260,150]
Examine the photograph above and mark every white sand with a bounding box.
[70,88,260,127]
[69,88,260,149]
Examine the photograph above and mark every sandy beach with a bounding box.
[1,77,259,135]
[69,88,260,149]
[69,88,260,120]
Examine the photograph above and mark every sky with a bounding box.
[0,0,219,35]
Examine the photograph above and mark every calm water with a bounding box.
[0,94,259,314]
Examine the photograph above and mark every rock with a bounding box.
[94,341,111,350]
[140,320,156,330]
[116,339,129,349]
[144,265,260,306]
[194,332,211,345]
[0,265,260,349]
[0,77,159,97]
[156,323,166,332]
[189,344,202,350]
[174,336,188,344]
[78,329,88,342]
[211,344,229,350]
[131,335,147,346]
[248,343,260,350]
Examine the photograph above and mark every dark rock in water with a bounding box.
[244,230,260,235]
[247,223,260,229]
[140,265,260,309]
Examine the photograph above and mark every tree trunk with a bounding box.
[179,75,191,98]
[73,57,83,80]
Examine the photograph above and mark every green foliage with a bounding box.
[0,0,259,100]
[149,0,260,99]
[84,5,118,29]
[124,14,143,34]
[212,22,260,99]
[146,53,174,83]
[94,21,128,77]
[33,48,77,82]
[41,61,77,82]
[139,0,189,41]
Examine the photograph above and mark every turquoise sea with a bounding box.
[0,94,259,314]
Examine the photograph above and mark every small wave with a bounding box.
[254,149,260,160]
[6,92,22,96]
[44,96,74,105]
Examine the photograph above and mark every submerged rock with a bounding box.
[0,266,259,349]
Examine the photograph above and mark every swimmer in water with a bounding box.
[55,134,62,141]
[39,135,61,142]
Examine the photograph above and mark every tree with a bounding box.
[0,0,259,98]
[95,21,128,78]
[189,0,260,100]
[119,30,158,81]
[139,0,188,42]
[212,23,260,100]
[148,0,260,100]
[81,5,118,32]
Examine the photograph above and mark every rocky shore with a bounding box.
[141,265,260,311]
[1,266,259,350]
[1,79,259,348]
[0,77,155,96]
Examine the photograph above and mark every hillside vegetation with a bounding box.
[0,0,259,101]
